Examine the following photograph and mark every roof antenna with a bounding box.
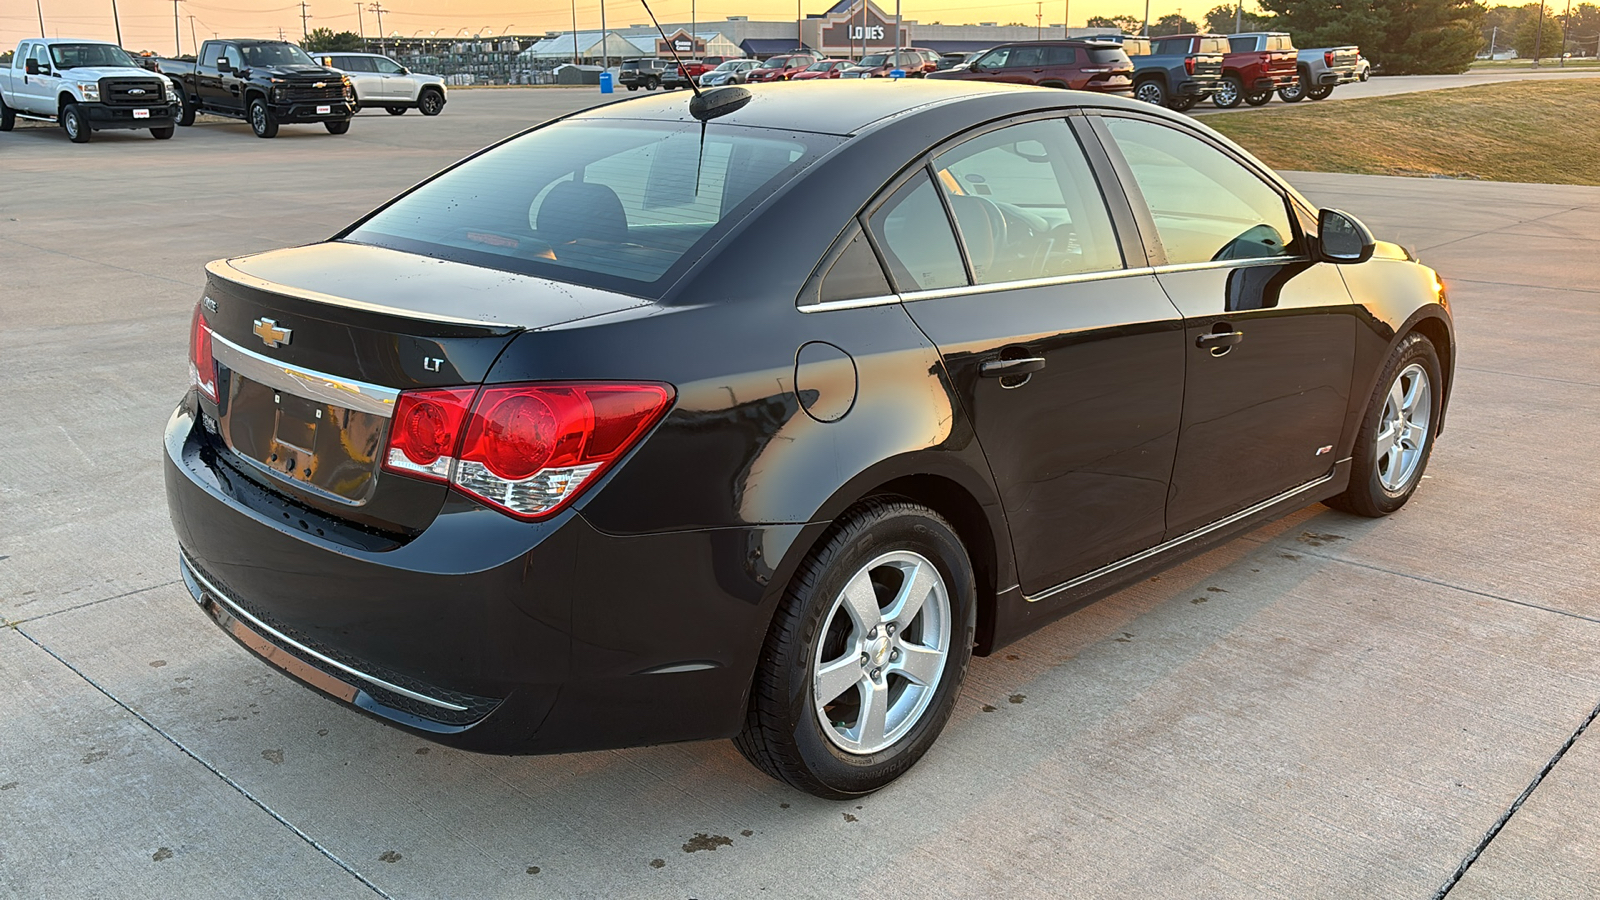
[638,0,751,121]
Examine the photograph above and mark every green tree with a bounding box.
[1483,4,1529,52]
[1087,14,1147,33]
[1560,2,1600,53]
[1151,13,1200,35]
[1203,4,1275,32]
[301,27,365,52]
[1258,0,1484,73]
[1514,6,1564,57]
[0,51,12,68]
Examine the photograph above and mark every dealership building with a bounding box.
[519,0,1119,63]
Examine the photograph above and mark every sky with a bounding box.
[8,0,1222,54]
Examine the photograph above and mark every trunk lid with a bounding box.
[198,241,649,535]
[1189,53,1223,80]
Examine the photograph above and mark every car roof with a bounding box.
[573,80,1144,137]
[32,38,119,45]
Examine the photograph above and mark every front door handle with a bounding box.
[980,356,1046,377]
[1196,330,1244,351]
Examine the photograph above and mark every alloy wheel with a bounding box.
[1134,81,1166,105]
[1214,79,1239,107]
[1375,362,1432,492]
[812,551,951,755]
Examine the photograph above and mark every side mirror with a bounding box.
[399,67,410,75]
[24,59,41,75]
[1318,208,1375,264]
[216,57,231,73]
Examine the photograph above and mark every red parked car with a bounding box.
[926,41,1134,93]
[791,58,854,80]
[746,53,820,82]
[839,48,941,78]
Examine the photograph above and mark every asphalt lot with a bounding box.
[3,88,1600,899]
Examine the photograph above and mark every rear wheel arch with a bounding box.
[1135,71,1168,90]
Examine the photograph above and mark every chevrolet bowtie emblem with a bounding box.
[313,81,326,88]
[253,317,292,348]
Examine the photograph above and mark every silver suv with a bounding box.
[315,52,446,116]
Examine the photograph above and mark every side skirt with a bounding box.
[982,460,1350,653]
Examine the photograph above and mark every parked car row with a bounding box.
[1,36,450,142]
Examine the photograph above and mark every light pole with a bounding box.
[1561,0,1572,66]
[111,0,123,45]
[1142,0,1151,36]
[355,2,365,41]
[1235,0,1242,32]
[571,0,579,64]
[1533,0,1546,66]
[1064,0,1070,37]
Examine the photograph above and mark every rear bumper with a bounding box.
[83,101,179,129]
[1251,75,1292,92]
[164,400,807,754]
[1175,77,1218,97]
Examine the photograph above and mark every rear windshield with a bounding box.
[1087,47,1130,65]
[344,120,841,297]
[1151,38,1191,55]
[1197,36,1229,53]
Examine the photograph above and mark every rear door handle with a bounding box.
[980,357,1046,377]
[1196,331,1244,350]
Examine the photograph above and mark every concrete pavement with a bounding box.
[2,93,1599,899]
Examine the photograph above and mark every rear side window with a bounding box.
[933,119,1123,284]
[867,172,968,292]
[802,225,892,306]
[1043,47,1078,66]
[1104,117,1298,265]
[347,120,839,296]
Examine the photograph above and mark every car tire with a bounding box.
[1170,95,1198,112]
[324,119,350,134]
[150,125,175,140]
[734,497,977,799]
[61,103,91,143]
[647,76,660,90]
[627,84,639,91]
[176,97,195,126]
[1326,332,1444,518]
[1244,90,1273,106]
[248,97,278,138]
[0,93,15,132]
[1133,78,1167,106]
[418,89,444,116]
[386,105,407,115]
[1359,69,1370,82]
[1213,75,1243,108]
[1307,84,1334,100]
[1278,80,1305,102]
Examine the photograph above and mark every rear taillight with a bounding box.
[189,304,217,402]
[1324,50,1335,67]
[381,382,674,520]
[1185,55,1196,74]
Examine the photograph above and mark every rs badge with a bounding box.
[253,318,293,348]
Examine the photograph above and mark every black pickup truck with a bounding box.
[149,39,354,138]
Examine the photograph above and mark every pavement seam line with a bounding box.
[4,580,183,628]
[1242,540,1600,626]
[1453,365,1600,389]
[1433,693,1600,898]
[13,627,395,900]
[1446,274,1600,297]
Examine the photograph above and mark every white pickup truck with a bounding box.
[0,38,181,142]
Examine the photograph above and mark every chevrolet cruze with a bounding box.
[167,81,1454,798]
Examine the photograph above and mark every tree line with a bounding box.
[1085,0,1600,74]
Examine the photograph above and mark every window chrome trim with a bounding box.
[901,265,1157,303]
[1025,469,1338,604]
[1149,256,1310,276]
[799,293,902,313]
[180,553,471,712]
[211,332,400,418]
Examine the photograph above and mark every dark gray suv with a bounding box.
[619,58,669,91]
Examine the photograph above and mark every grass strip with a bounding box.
[1206,79,1600,185]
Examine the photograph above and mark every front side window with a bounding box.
[933,119,1123,284]
[866,172,968,292]
[761,56,787,68]
[223,46,244,71]
[1104,117,1298,265]
[975,48,1011,68]
[347,120,836,295]
[859,54,888,67]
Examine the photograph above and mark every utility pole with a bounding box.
[355,2,365,40]
[36,0,46,37]
[599,0,607,69]
[1533,0,1546,65]
[1064,0,1070,37]
[174,0,181,55]
[111,0,124,45]
[1037,0,1042,40]
[189,15,198,53]
[571,0,578,64]
[691,0,696,58]
[1562,0,1572,66]
[299,1,312,40]
[368,2,386,52]
[1235,0,1242,33]
[896,0,902,57]
[1143,0,1151,36]
[797,0,802,51]
[1488,25,1496,58]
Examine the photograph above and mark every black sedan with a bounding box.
[166,81,1454,799]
